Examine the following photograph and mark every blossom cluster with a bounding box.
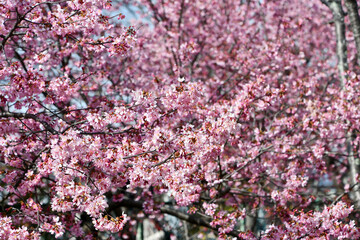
[1,0,360,239]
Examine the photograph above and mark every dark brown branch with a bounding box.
[80,127,135,136]
[151,151,175,167]
[146,0,166,22]
[0,1,69,51]
[0,13,24,51]
[14,50,28,72]
[114,199,241,239]
[0,112,57,134]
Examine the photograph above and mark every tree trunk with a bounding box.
[323,0,360,207]
[344,0,360,65]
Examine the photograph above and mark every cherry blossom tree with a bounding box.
[1,0,360,239]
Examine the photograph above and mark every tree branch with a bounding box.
[114,198,242,239]
[0,112,57,134]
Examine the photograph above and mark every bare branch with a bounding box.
[114,198,242,239]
